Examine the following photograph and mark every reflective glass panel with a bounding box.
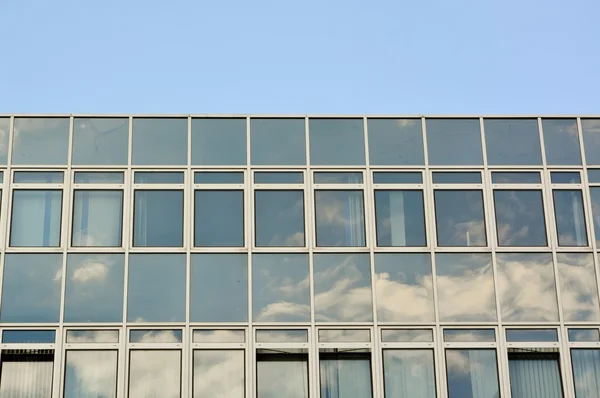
[195,190,244,247]
[484,118,542,165]
[557,253,600,322]
[74,172,124,184]
[13,171,63,183]
[367,118,425,165]
[590,188,600,246]
[318,329,370,342]
[2,330,55,344]
[491,172,541,184]
[127,254,186,322]
[375,254,434,322]
[568,329,600,342]
[506,329,558,342]
[130,330,182,343]
[375,190,426,247]
[494,190,547,246]
[589,169,600,183]
[192,118,247,165]
[373,172,422,184]
[134,172,184,184]
[319,353,373,398]
[72,118,129,165]
[66,330,119,343]
[314,172,363,184]
[256,330,308,343]
[10,190,62,247]
[553,190,588,246]
[309,119,365,165]
[434,190,486,247]
[0,350,54,397]
[190,254,248,322]
[193,330,245,343]
[445,349,499,398]
[132,118,187,165]
[551,172,581,184]
[508,352,563,398]
[193,350,244,398]
[383,350,436,398]
[314,254,373,322]
[194,172,244,184]
[426,119,483,165]
[571,349,600,397]
[435,253,496,322]
[1,254,62,322]
[257,353,309,398]
[250,118,306,165]
[133,190,183,247]
[252,254,310,322]
[72,191,123,247]
[64,351,117,398]
[255,191,305,247]
[64,254,124,323]
[381,329,433,343]
[128,351,181,398]
[12,117,69,165]
[254,172,304,184]
[542,119,582,165]
[0,118,9,164]
[432,172,482,184]
[443,329,496,342]
[315,191,365,247]
[582,119,600,165]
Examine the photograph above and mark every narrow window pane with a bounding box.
[375,190,426,246]
[373,172,422,184]
[381,329,433,342]
[446,350,499,398]
[383,350,436,398]
[434,190,486,247]
[134,172,184,184]
[193,350,244,398]
[0,350,54,397]
[375,253,434,322]
[589,169,600,183]
[309,119,365,165]
[64,351,117,398]
[257,330,308,343]
[252,254,310,322]
[254,172,304,184]
[582,119,600,165]
[590,188,600,246]
[443,329,496,342]
[494,190,547,246]
[72,191,123,247]
[195,190,244,247]
[432,172,482,184]
[0,118,9,164]
[568,329,600,342]
[315,191,365,247]
[314,172,363,184]
[195,172,244,184]
[74,172,124,184]
[553,190,588,246]
[551,171,580,184]
[192,118,247,165]
[130,330,182,343]
[73,118,129,165]
[319,329,370,342]
[66,330,119,343]
[506,329,558,342]
[320,354,372,398]
[491,172,541,184]
[508,353,563,398]
[132,118,187,165]
[13,117,69,165]
[193,330,245,343]
[542,119,582,165]
[133,191,183,247]
[255,191,304,247]
[484,119,542,165]
[367,118,424,165]
[571,349,600,397]
[557,253,600,322]
[2,330,55,344]
[257,353,309,398]
[129,351,181,398]
[426,119,483,165]
[250,118,306,165]
[14,171,63,183]
[10,190,62,247]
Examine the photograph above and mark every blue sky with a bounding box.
[1,0,599,114]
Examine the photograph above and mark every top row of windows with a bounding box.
[1,117,600,166]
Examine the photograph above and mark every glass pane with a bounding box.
[434,190,486,247]
[258,354,309,398]
[250,118,306,165]
[133,190,183,247]
[557,253,600,322]
[193,330,245,343]
[314,172,363,184]
[194,172,244,184]
[383,350,436,398]
[13,171,63,183]
[129,351,180,398]
[320,354,372,398]
[553,190,588,246]
[542,119,581,165]
[72,191,123,247]
[497,253,559,322]
[432,172,482,184]
[443,329,496,342]
[551,172,581,184]
[319,329,370,342]
[508,354,563,398]
[492,172,541,184]
[484,118,542,165]
[10,190,62,247]
[66,330,119,343]
[254,172,304,184]
[192,118,247,165]
[0,351,54,397]
[64,254,124,322]
[375,190,426,247]
[12,117,69,165]
[0,118,9,164]
[373,172,422,184]
[381,329,433,342]
[73,118,129,165]
[582,119,600,165]
[191,254,248,322]
[193,350,244,398]
[571,349,600,397]
[134,172,184,184]
[252,254,310,322]
[445,349,499,398]
[64,351,117,398]
[195,190,244,247]
[568,329,600,342]
[435,253,496,322]
[256,330,308,343]
[309,119,365,165]
[426,119,483,165]
[74,172,124,184]
[375,253,434,322]
[315,191,365,247]
[132,118,187,165]
[590,188,600,246]
[2,330,55,344]
[255,190,304,247]
[130,330,182,343]
[127,254,186,322]
[590,170,600,184]
[494,190,547,246]
[367,118,424,165]
[1,254,62,322]
[506,329,558,342]
[314,254,373,322]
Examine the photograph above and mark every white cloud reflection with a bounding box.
[556,253,600,322]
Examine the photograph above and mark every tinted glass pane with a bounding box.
[257,355,309,398]
[494,190,547,246]
[250,118,306,165]
[315,191,365,247]
[190,254,248,322]
[542,119,581,165]
[435,253,496,322]
[257,330,309,343]
[193,350,244,398]
[13,171,63,183]
[11,190,62,247]
[553,190,588,246]
[255,190,304,247]
[252,254,310,322]
[320,355,372,398]
[132,118,187,165]
[309,119,365,165]
[74,172,124,184]
[508,353,564,398]
[12,117,69,165]
[588,169,600,183]
[434,190,486,247]
[506,329,558,342]
[375,254,434,322]
[192,118,246,165]
[373,172,422,184]
[582,119,600,165]
[64,254,124,323]
[127,254,186,322]
[133,190,183,247]
[485,119,542,165]
[130,330,182,343]
[375,190,426,247]
[64,351,117,398]
[568,329,600,342]
[571,349,600,397]
[2,330,55,344]
[72,118,129,165]
[129,351,181,398]
[193,330,245,343]
[314,172,363,184]
[383,350,436,398]
[367,118,424,165]
[72,191,123,247]
[254,172,303,184]
[134,172,184,184]
[0,118,9,164]
[195,190,244,247]
[381,329,433,342]
[1,254,62,322]
[445,350,499,398]
[590,188,600,246]
[557,253,600,322]
[319,329,370,342]
[443,329,496,342]
[194,172,244,184]
[426,119,483,165]
[432,172,482,184]
[497,253,559,322]
[551,172,580,184]
[66,330,119,343]
[492,172,541,184]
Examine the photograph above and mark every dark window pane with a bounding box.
[134,172,184,184]
[582,119,600,165]
[484,119,542,165]
[494,190,547,246]
[506,329,558,342]
[373,172,422,184]
[72,190,123,247]
[194,350,244,398]
[375,190,426,247]
[254,172,304,184]
[315,191,365,247]
[367,118,424,165]
[314,172,363,184]
[426,119,483,165]
[383,350,436,398]
[195,172,244,184]
[132,118,187,165]
[2,330,55,344]
[13,171,63,183]
[320,354,373,398]
[445,350,499,398]
[250,118,306,165]
[571,349,600,397]
[553,190,588,246]
[508,353,563,398]
[192,118,246,165]
[13,117,69,165]
[0,118,9,164]
[434,190,486,247]
[542,119,581,165]
[74,172,124,184]
[591,188,600,246]
[255,190,304,247]
[195,190,244,247]
[133,190,183,247]
[309,119,365,165]
[129,351,181,398]
[432,172,482,184]
[73,118,129,165]
[588,169,600,183]
[557,253,600,322]
[64,351,118,398]
[11,190,62,247]
[443,329,495,342]
[492,172,541,184]
[550,172,580,184]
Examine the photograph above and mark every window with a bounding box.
[367,118,424,165]
[12,117,69,165]
[129,351,181,398]
[552,190,588,246]
[0,118,9,164]
[250,118,306,165]
[484,118,542,165]
[426,118,483,165]
[445,349,500,398]
[556,253,600,322]
[193,350,245,397]
[375,190,425,247]
[257,350,309,398]
[72,118,129,165]
[309,119,365,165]
[542,119,582,165]
[319,351,373,398]
[0,349,54,396]
[571,349,600,397]
[383,350,436,398]
[192,118,247,165]
[434,190,486,247]
[582,119,600,165]
[255,191,304,247]
[493,189,547,246]
[508,350,563,398]
[132,118,187,165]
[64,351,118,398]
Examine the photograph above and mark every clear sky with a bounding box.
[1,0,599,114]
